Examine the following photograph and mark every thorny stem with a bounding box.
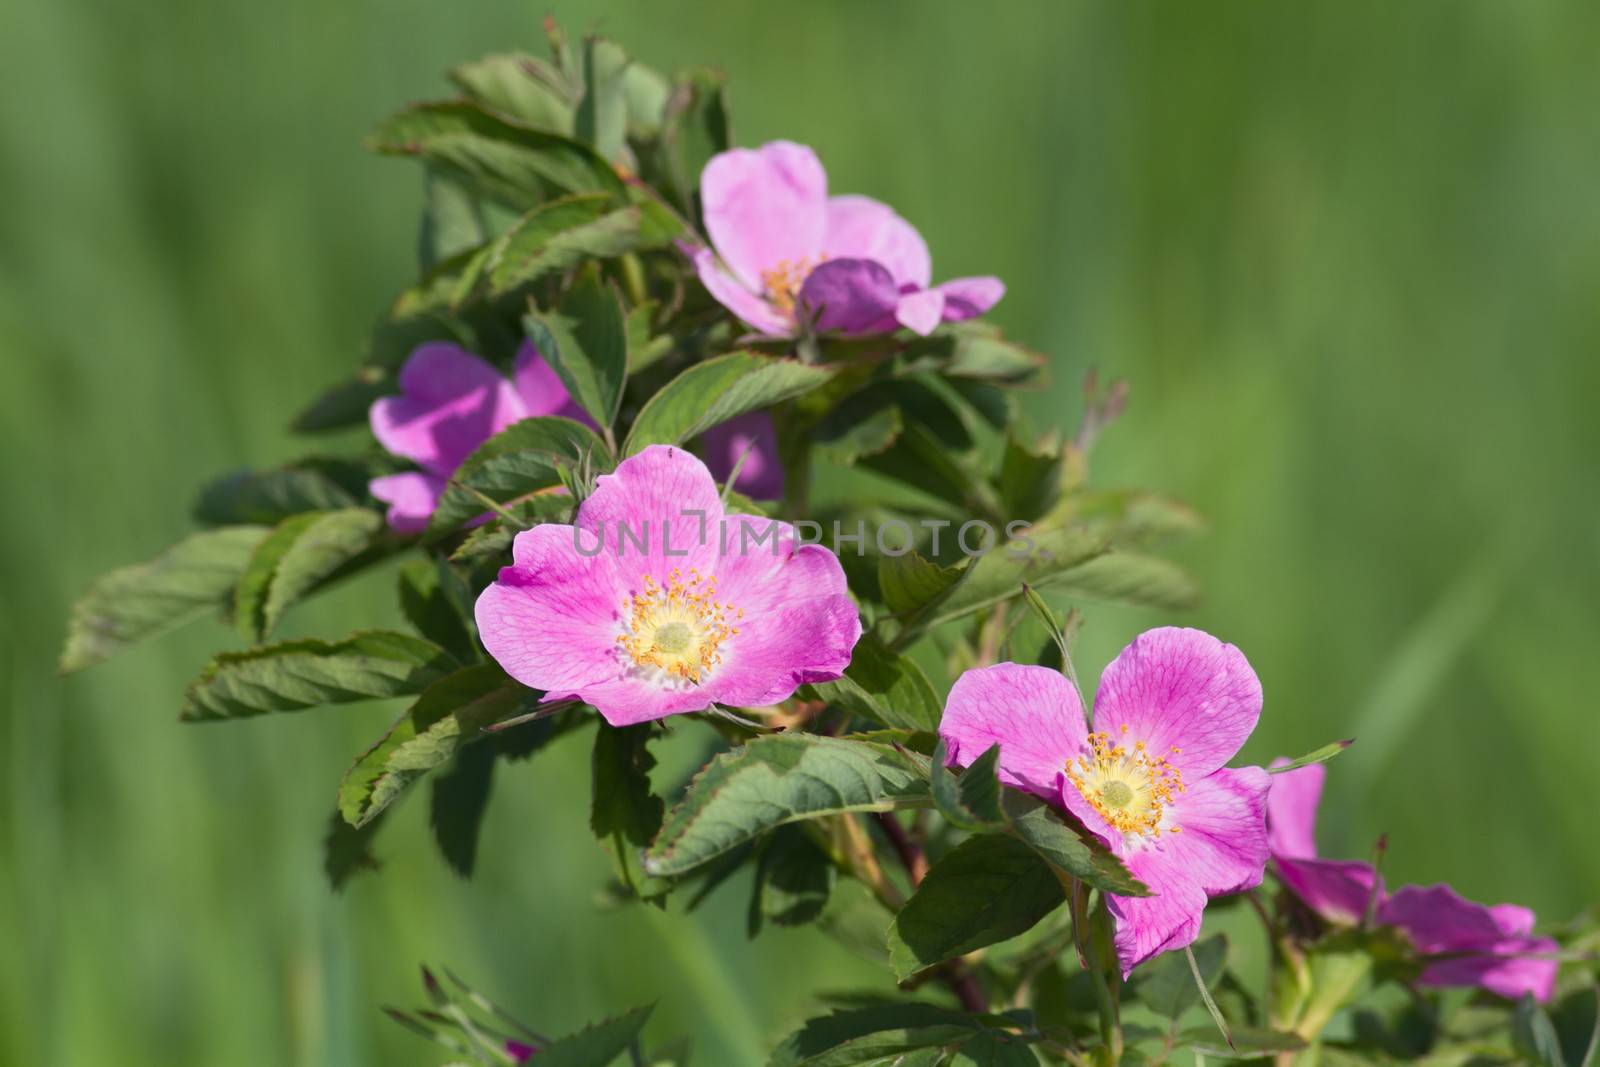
[875,811,928,884]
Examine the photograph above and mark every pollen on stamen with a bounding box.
[616,568,740,684]
[1063,729,1186,840]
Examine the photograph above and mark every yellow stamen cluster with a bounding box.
[1064,724,1186,839]
[759,257,822,317]
[616,569,740,683]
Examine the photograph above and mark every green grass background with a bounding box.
[3,1,1597,1063]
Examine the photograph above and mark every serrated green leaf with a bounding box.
[625,351,833,453]
[905,527,1106,633]
[654,68,730,217]
[769,1003,980,1067]
[447,493,574,564]
[930,739,1006,833]
[1513,995,1566,1067]
[195,464,360,524]
[337,663,529,827]
[1002,792,1149,897]
[418,166,487,274]
[290,371,392,434]
[591,723,665,895]
[750,824,836,934]
[448,52,574,131]
[1068,488,1205,550]
[180,631,458,722]
[888,833,1065,979]
[806,634,942,733]
[1184,1026,1305,1059]
[879,551,962,617]
[1132,934,1228,1019]
[625,300,672,373]
[950,1033,1039,1066]
[575,37,630,162]
[429,742,496,878]
[397,557,478,663]
[61,526,270,673]
[426,415,608,537]
[536,1004,654,1067]
[234,508,381,642]
[859,421,981,513]
[811,389,904,466]
[644,734,930,878]
[622,62,670,136]
[998,435,1065,524]
[908,324,1046,386]
[1046,552,1200,612]
[323,806,387,891]
[367,100,624,208]
[524,266,628,430]
[486,194,660,298]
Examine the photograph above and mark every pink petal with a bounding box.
[576,445,726,577]
[823,194,931,289]
[371,343,526,473]
[1091,627,1263,780]
[700,411,785,500]
[1488,903,1537,938]
[689,244,793,337]
[936,276,1006,322]
[1379,884,1527,952]
[1417,937,1559,1002]
[1265,759,1325,859]
[1106,851,1209,977]
[474,524,626,695]
[369,472,448,534]
[700,141,828,292]
[1161,766,1272,896]
[513,339,593,425]
[940,664,1088,801]
[1276,856,1382,926]
[895,288,946,336]
[797,258,900,335]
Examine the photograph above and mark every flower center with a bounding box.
[616,568,741,683]
[1064,726,1186,839]
[759,257,821,318]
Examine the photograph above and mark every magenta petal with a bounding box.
[369,471,448,533]
[1091,627,1263,780]
[700,141,828,291]
[940,664,1088,801]
[513,340,592,425]
[1417,938,1559,1002]
[895,288,946,336]
[371,343,526,473]
[1265,759,1325,859]
[823,194,932,289]
[797,257,900,335]
[936,276,1006,322]
[689,244,793,337]
[1107,851,1209,977]
[1379,884,1525,951]
[1276,856,1381,926]
[474,525,625,695]
[1378,883,1558,1001]
[700,412,785,500]
[1162,766,1272,896]
[577,445,725,575]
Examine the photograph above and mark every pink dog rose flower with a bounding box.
[367,341,588,532]
[474,445,859,725]
[1379,884,1558,1002]
[940,628,1270,976]
[689,140,1004,338]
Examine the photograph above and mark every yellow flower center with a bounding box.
[1064,726,1186,839]
[758,256,822,318]
[616,569,740,683]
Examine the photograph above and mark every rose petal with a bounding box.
[576,445,725,576]
[1106,851,1209,977]
[895,288,946,336]
[371,343,525,473]
[797,257,900,335]
[1276,856,1382,926]
[936,276,1006,321]
[1417,937,1559,1002]
[700,411,785,500]
[1162,766,1272,896]
[1091,627,1263,780]
[1265,759,1324,859]
[369,471,448,534]
[689,244,794,337]
[513,340,593,425]
[823,194,932,289]
[701,141,828,292]
[940,664,1088,801]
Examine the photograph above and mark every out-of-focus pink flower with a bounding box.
[474,445,860,725]
[700,411,784,500]
[940,628,1270,976]
[1265,761,1384,926]
[367,341,587,532]
[689,141,1004,338]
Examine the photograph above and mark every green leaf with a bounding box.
[336,663,526,827]
[590,723,665,893]
[859,421,981,512]
[1268,738,1355,774]
[1046,552,1200,612]
[1185,1026,1305,1059]
[61,526,269,673]
[535,1004,655,1067]
[998,435,1066,524]
[1019,583,1070,667]
[1132,934,1228,1019]
[180,631,458,722]
[426,415,608,537]
[418,166,487,274]
[1002,792,1149,897]
[930,739,1006,833]
[396,557,478,663]
[654,68,730,216]
[523,267,629,429]
[644,734,930,878]
[769,1003,981,1067]
[806,634,943,733]
[290,371,391,435]
[485,194,673,298]
[750,824,836,933]
[234,509,382,643]
[887,833,1065,979]
[1070,488,1206,550]
[575,37,630,162]
[429,742,496,877]
[908,323,1046,385]
[950,1033,1039,1066]
[625,300,672,373]
[323,806,387,891]
[625,351,833,453]
[879,550,962,617]
[448,52,574,131]
[906,527,1106,632]
[1513,995,1566,1067]
[622,62,670,135]
[367,100,624,208]
[811,389,904,466]
[195,465,359,524]
[448,494,574,565]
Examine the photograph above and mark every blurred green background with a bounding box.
[3,1,1597,1063]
